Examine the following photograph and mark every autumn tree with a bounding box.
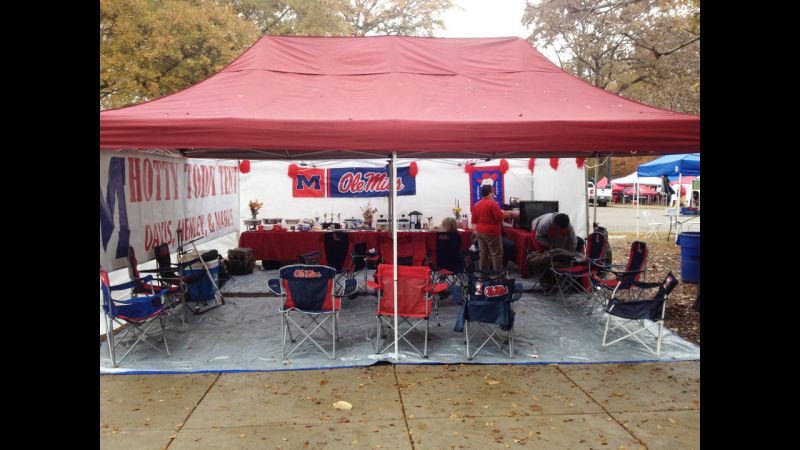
[523,0,700,115]
[230,0,352,35]
[100,0,259,110]
[231,0,453,36]
[341,0,454,36]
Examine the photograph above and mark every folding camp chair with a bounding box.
[454,272,521,360]
[426,232,470,323]
[585,231,611,275]
[378,234,425,266]
[267,264,357,360]
[642,211,664,239]
[368,264,447,358]
[151,243,220,316]
[128,245,187,326]
[602,272,679,356]
[101,267,170,368]
[589,241,649,313]
[550,251,591,307]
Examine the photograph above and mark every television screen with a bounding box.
[518,201,559,231]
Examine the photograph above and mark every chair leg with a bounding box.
[160,316,170,357]
[509,328,514,358]
[105,314,117,368]
[464,320,471,360]
[423,318,429,358]
[656,319,664,357]
[331,312,336,360]
[375,316,383,353]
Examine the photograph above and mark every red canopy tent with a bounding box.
[100,36,699,159]
[100,36,699,358]
[596,177,608,188]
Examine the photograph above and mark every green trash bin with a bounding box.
[676,232,700,283]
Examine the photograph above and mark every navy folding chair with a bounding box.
[267,264,357,360]
[454,273,521,360]
[550,251,591,307]
[590,241,649,313]
[101,267,170,368]
[603,272,679,356]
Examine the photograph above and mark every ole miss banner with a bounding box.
[328,166,416,197]
[469,166,505,208]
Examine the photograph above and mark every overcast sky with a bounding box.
[435,0,559,64]
[437,0,530,39]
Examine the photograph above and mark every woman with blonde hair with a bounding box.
[440,217,459,233]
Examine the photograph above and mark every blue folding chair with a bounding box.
[602,272,679,356]
[454,273,521,360]
[267,264,357,360]
[101,267,170,368]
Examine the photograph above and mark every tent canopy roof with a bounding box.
[100,36,700,160]
[637,153,700,177]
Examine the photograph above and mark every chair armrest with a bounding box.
[427,283,449,294]
[335,278,358,297]
[366,280,381,290]
[630,280,661,290]
[266,279,282,295]
[609,268,645,278]
[112,288,169,304]
[110,275,154,291]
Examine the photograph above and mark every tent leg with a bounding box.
[391,151,399,360]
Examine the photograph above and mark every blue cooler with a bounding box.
[676,232,700,283]
[181,251,220,302]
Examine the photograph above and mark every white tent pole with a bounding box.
[593,157,599,229]
[584,161,590,237]
[391,152,398,360]
[635,180,639,238]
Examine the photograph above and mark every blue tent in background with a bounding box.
[637,153,700,178]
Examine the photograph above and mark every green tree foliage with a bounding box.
[230,0,352,35]
[230,0,453,36]
[341,0,454,36]
[100,0,259,110]
[523,0,700,114]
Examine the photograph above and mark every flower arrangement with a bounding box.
[360,202,378,225]
[248,199,263,219]
[452,199,461,220]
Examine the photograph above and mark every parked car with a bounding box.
[587,181,611,207]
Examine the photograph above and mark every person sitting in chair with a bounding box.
[525,213,578,290]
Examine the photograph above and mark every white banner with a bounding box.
[100,150,240,270]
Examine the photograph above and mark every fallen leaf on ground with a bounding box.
[332,401,353,410]
[485,379,501,385]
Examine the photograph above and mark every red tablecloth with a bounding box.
[239,230,472,265]
[503,227,533,278]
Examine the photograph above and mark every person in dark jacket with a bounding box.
[525,212,578,289]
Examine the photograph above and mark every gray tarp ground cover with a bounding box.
[100,269,699,374]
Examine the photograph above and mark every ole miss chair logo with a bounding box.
[483,284,509,298]
[293,269,323,278]
[292,168,325,198]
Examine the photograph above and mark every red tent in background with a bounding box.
[100,36,699,159]
[596,177,608,188]
[612,184,624,192]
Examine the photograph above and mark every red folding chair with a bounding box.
[367,264,448,357]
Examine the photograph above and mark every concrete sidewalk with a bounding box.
[100,361,699,449]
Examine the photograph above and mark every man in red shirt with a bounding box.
[471,183,516,272]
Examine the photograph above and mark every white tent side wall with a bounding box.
[239,158,587,237]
